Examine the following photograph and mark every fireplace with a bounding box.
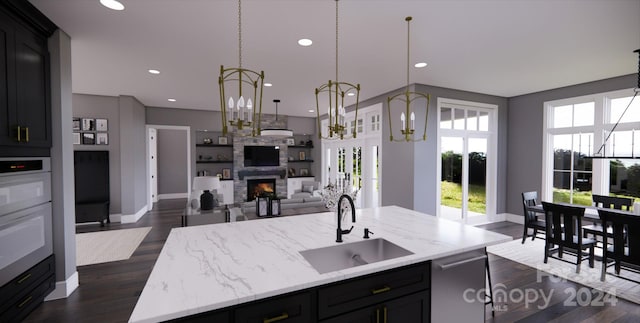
[247,178,276,201]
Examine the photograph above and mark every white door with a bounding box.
[437,98,497,224]
[148,128,158,209]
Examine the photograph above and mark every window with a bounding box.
[440,106,491,132]
[544,90,640,204]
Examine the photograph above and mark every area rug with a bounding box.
[76,227,151,266]
[487,238,640,305]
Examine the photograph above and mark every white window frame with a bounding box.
[542,88,640,202]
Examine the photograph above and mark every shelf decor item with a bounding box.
[203,138,213,144]
[218,136,228,145]
[286,138,295,146]
[222,168,231,179]
[192,176,220,211]
[299,151,306,160]
[300,168,309,176]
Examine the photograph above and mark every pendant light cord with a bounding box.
[335,0,339,83]
[238,0,242,69]
[406,17,412,88]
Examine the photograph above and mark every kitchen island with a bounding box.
[129,205,511,322]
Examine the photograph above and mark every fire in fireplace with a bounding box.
[247,178,276,201]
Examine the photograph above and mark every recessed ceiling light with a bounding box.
[414,62,428,68]
[148,69,160,74]
[264,83,272,87]
[168,98,176,102]
[308,109,315,113]
[100,0,125,11]
[347,92,355,97]
[298,39,313,46]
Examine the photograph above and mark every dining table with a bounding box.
[526,202,637,224]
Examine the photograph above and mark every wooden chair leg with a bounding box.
[544,242,549,264]
[600,259,606,282]
[522,226,528,244]
[615,261,621,275]
[558,246,563,258]
[576,249,582,274]
[589,246,595,268]
[532,228,537,241]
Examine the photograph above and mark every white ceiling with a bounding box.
[30,0,640,117]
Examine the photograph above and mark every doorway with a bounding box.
[437,98,497,224]
[146,125,191,211]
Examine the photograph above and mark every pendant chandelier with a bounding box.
[588,48,640,159]
[315,0,361,140]
[261,99,294,137]
[219,0,265,137]
[387,17,430,142]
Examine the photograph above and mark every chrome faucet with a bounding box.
[336,194,356,243]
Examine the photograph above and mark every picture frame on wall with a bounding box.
[96,118,108,131]
[82,132,95,145]
[222,168,231,179]
[218,136,228,145]
[72,132,81,145]
[299,151,306,160]
[81,118,95,131]
[72,118,81,131]
[96,133,109,145]
[300,168,309,176]
[286,138,295,146]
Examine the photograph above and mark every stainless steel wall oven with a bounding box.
[0,157,53,288]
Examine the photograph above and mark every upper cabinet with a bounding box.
[0,1,56,157]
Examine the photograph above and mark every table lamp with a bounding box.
[192,176,220,210]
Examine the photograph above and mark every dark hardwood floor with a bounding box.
[22,202,639,322]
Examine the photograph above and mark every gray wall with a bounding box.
[48,29,76,294]
[72,94,122,213]
[506,74,636,216]
[157,129,188,194]
[119,96,147,214]
[356,83,508,215]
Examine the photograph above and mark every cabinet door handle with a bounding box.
[24,127,29,142]
[383,306,388,323]
[18,295,33,308]
[376,308,380,323]
[17,273,32,284]
[371,286,391,295]
[16,126,22,142]
[263,312,289,323]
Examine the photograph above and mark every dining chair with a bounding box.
[522,191,545,244]
[542,202,596,273]
[583,195,633,240]
[598,208,640,282]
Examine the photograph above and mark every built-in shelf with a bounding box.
[288,160,314,163]
[196,161,233,164]
[196,144,233,148]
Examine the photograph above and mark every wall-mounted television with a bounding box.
[244,145,280,167]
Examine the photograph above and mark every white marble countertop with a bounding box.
[129,205,511,323]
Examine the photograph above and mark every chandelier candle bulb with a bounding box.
[411,112,415,130]
[401,112,406,129]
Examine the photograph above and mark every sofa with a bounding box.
[241,196,326,216]
[291,181,321,199]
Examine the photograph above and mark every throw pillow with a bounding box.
[303,185,314,193]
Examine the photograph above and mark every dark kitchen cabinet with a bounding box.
[320,291,430,323]
[0,1,56,157]
[234,291,313,323]
[0,255,55,322]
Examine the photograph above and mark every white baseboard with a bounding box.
[158,193,188,200]
[505,212,524,224]
[45,271,79,300]
[121,205,149,223]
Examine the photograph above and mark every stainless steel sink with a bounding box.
[300,238,414,274]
